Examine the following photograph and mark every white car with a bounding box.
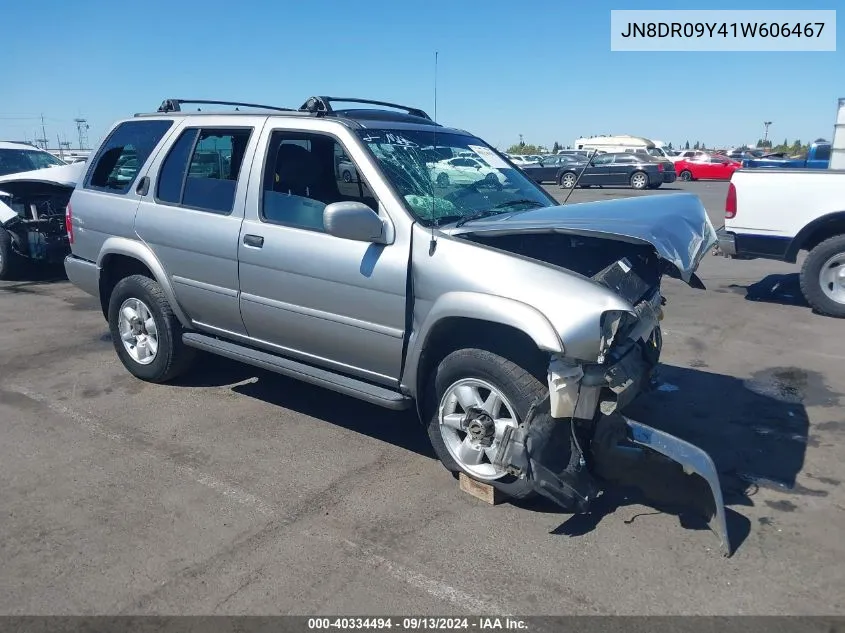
[0,141,66,176]
[429,157,506,187]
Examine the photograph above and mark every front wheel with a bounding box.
[679,170,693,181]
[107,274,196,382]
[630,171,648,189]
[558,172,577,189]
[800,235,845,318]
[425,348,550,500]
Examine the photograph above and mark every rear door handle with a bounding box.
[136,176,150,196]
[243,234,264,248]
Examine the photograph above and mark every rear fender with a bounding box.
[98,237,190,327]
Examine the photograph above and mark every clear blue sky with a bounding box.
[1,0,841,150]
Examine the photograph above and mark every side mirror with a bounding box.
[323,201,386,244]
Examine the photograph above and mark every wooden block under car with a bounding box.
[458,473,503,505]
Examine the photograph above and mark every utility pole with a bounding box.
[74,117,89,150]
[35,114,49,150]
[763,121,772,145]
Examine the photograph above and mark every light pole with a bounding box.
[763,121,772,146]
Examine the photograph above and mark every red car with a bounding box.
[675,154,742,181]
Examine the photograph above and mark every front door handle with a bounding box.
[243,234,264,248]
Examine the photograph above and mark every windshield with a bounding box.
[0,148,65,176]
[356,129,555,226]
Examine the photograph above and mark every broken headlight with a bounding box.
[598,310,636,363]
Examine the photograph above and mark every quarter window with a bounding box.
[86,120,173,194]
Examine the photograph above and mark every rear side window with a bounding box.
[155,127,252,214]
[85,120,173,194]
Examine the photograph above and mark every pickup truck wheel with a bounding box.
[630,172,648,189]
[0,227,22,280]
[800,235,845,318]
[426,348,546,500]
[107,274,195,382]
[679,170,693,181]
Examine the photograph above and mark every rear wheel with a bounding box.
[559,172,577,189]
[107,274,195,382]
[800,234,845,318]
[0,227,21,280]
[630,171,648,189]
[679,170,693,181]
[425,348,547,500]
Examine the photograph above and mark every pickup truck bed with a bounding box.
[718,167,845,316]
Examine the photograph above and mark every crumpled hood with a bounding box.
[443,193,716,284]
[0,161,84,192]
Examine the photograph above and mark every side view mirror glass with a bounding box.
[323,201,386,244]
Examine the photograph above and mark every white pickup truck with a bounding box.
[717,168,845,317]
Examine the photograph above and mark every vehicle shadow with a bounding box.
[518,363,815,555]
[173,353,434,458]
[175,356,815,556]
[723,273,810,308]
[0,263,67,287]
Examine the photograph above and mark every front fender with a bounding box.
[98,237,191,327]
[401,291,563,400]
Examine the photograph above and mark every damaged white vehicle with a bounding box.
[63,97,728,554]
[0,162,84,279]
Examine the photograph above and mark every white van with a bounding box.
[573,135,678,161]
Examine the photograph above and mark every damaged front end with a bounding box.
[448,196,730,555]
[0,163,81,275]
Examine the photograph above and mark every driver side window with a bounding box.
[260,131,378,232]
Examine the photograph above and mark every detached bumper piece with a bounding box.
[621,417,731,557]
[492,404,731,557]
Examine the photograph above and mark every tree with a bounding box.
[552,141,561,153]
[505,143,543,155]
[693,141,700,150]
[667,142,673,150]
[684,140,690,150]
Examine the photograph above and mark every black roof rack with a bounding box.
[156,99,294,113]
[299,96,432,121]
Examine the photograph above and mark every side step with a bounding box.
[182,332,412,411]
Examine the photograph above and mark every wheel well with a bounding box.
[794,219,845,260]
[415,317,550,415]
[98,254,154,319]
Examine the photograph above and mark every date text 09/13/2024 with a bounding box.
[307,617,528,630]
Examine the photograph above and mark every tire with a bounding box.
[799,234,845,318]
[0,227,21,281]
[342,170,352,183]
[679,170,693,181]
[107,274,195,382]
[630,171,648,190]
[425,348,547,500]
[558,172,577,189]
[437,172,450,187]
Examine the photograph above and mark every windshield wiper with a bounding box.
[454,200,545,228]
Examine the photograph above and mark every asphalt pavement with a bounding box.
[1,181,843,615]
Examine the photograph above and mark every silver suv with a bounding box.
[64,96,729,554]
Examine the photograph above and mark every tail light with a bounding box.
[725,182,737,219]
[657,162,664,171]
[65,202,74,244]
